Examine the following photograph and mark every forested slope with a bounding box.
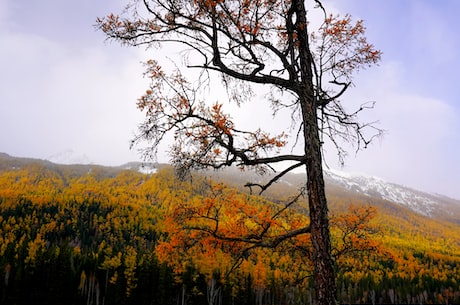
[0,154,459,304]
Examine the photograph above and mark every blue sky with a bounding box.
[1,0,459,199]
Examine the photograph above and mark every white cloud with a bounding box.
[0,21,149,165]
[1,0,459,199]
[328,61,460,198]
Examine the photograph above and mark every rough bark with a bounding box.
[302,95,336,305]
[294,0,336,303]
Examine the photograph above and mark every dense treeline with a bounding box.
[0,160,459,304]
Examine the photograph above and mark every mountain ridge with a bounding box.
[1,152,459,223]
[323,168,460,219]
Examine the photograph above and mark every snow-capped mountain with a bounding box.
[47,149,92,165]
[205,165,460,220]
[120,162,158,174]
[46,151,159,174]
[323,169,459,218]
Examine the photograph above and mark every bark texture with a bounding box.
[294,0,336,303]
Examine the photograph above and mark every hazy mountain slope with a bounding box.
[0,152,162,181]
[1,152,459,229]
[323,169,460,223]
[203,165,460,222]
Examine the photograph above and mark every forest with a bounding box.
[0,156,459,305]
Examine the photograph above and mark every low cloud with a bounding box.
[332,62,460,198]
[0,24,148,165]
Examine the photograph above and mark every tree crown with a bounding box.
[97,0,381,187]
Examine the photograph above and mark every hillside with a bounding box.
[205,164,460,222]
[0,153,459,304]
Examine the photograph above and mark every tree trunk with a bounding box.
[302,95,336,305]
[293,0,337,304]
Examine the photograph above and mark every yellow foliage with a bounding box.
[0,161,459,300]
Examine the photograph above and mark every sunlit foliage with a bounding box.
[0,160,459,304]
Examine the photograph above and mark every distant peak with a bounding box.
[120,162,158,174]
[47,149,92,165]
[324,168,440,217]
[325,168,385,182]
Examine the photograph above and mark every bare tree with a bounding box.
[97,1,381,304]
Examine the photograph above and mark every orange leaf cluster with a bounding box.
[1,162,460,303]
[316,14,382,79]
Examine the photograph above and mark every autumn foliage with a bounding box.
[97,1,385,303]
[0,156,459,304]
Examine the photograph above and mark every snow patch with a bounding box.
[324,169,439,217]
[137,164,157,174]
[122,162,158,175]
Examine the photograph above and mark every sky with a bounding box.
[1,0,459,199]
